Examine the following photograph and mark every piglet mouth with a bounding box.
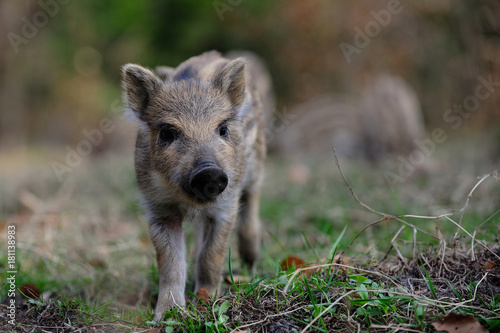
[186,161,228,203]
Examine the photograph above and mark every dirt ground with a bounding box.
[2,244,498,332]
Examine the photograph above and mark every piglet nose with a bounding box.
[189,162,228,202]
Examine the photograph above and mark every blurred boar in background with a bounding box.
[274,75,425,162]
[121,51,270,321]
[361,75,425,161]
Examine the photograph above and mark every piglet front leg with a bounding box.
[149,220,186,322]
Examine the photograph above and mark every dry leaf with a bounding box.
[484,260,495,270]
[196,288,211,302]
[19,283,40,299]
[281,254,350,277]
[148,329,160,333]
[280,255,317,276]
[280,255,306,270]
[432,314,488,333]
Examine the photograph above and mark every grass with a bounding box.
[0,137,499,332]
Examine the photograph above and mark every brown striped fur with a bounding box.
[121,51,266,321]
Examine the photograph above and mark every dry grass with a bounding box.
[0,135,499,332]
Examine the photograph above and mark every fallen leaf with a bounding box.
[280,255,317,276]
[484,260,496,270]
[196,288,211,302]
[432,314,488,333]
[148,329,160,333]
[280,255,306,270]
[19,283,40,299]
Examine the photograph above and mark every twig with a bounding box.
[300,284,498,333]
[413,227,417,260]
[332,147,441,248]
[438,237,446,277]
[332,148,383,216]
[333,147,499,263]
[345,217,388,253]
[448,272,489,313]
[478,207,500,229]
[391,226,408,266]
[458,172,493,214]
[332,148,449,223]
[443,216,500,261]
[471,230,476,261]
[456,172,493,234]
[382,244,395,262]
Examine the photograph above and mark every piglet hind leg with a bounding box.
[149,220,187,322]
[237,189,262,270]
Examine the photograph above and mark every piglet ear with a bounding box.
[212,58,246,107]
[121,64,163,121]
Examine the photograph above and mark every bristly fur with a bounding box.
[121,50,269,322]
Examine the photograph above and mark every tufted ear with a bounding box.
[154,66,175,82]
[122,64,163,121]
[212,58,246,107]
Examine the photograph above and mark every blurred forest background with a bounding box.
[1,1,500,325]
[0,0,499,159]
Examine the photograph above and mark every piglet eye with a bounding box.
[218,122,229,139]
[159,125,178,145]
